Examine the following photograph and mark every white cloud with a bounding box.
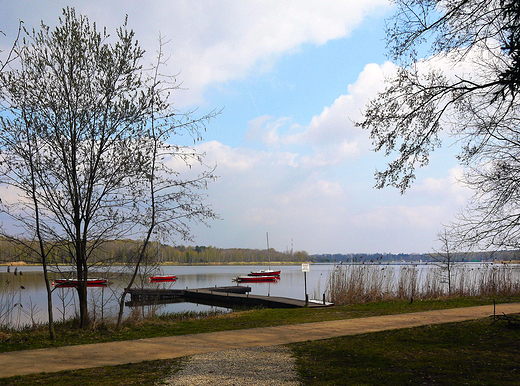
[198,141,261,172]
[412,167,471,206]
[0,0,390,106]
[347,61,398,103]
[2,0,482,255]
[0,185,25,206]
[244,61,399,167]
[353,205,445,230]
[189,139,352,246]
[244,116,293,148]
[348,167,472,243]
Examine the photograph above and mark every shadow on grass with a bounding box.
[291,316,520,385]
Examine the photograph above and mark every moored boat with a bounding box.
[250,232,281,277]
[149,275,177,283]
[53,278,108,288]
[248,269,281,277]
[233,275,278,283]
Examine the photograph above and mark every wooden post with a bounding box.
[304,271,308,305]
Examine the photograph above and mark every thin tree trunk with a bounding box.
[42,263,55,339]
[77,261,89,327]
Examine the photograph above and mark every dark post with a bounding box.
[304,271,308,305]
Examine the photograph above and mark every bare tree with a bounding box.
[0,8,218,331]
[114,35,217,330]
[358,0,520,251]
[0,21,23,74]
[430,230,465,296]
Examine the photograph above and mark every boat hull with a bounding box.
[149,275,177,283]
[234,275,278,283]
[53,278,108,288]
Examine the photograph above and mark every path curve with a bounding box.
[2,302,519,378]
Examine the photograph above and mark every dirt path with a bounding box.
[2,302,519,379]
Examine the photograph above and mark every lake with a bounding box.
[2,261,516,328]
[0,264,332,328]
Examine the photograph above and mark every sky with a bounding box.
[0,1,474,255]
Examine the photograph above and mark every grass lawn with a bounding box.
[292,317,520,385]
[2,296,517,353]
[0,358,183,386]
[1,296,519,385]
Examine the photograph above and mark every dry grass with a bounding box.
[326,263,520,305]
[1,262,28,266]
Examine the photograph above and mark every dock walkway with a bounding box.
[126,286,332,308]
[1,302,519,378]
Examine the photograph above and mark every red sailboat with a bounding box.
[149,275,177,283]
[249,232,281,277]
[234,275,278,283]
[53,278,108,288]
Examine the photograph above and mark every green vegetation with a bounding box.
[292,317,520,385]
[0,238,309,265]
[4,235,520,265]
[1,296,519,353]
[0,358,182,386]
[314,250,520,263]
[1,298,519,385]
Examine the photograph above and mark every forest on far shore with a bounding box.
[0,238,517,265]
[0,238,308,265]
[313,251,520,263]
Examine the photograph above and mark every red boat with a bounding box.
[234,275,278,283]
[53,278,108,288]
[248,269,281,277]
[248,233,281,278]
[149,275,177,283]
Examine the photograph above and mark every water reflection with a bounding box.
[1,270,44,291]
[1,264,324,328]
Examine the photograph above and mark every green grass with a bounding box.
[291,317,520,385]
[1,296,518,353]
[0,358,183,386]
[1,296,520,385]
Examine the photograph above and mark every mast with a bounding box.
[266,232,270,270]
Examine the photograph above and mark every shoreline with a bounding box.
[0,261,305,267]
[2,260,514,267]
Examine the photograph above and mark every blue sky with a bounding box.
[0,1,472,254]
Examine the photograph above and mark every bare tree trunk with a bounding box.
[76,261,89,327]
[42,264,55,339]
[115,39,163,330]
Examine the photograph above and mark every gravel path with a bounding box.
[162,345,301,385]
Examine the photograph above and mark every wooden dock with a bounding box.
[125,286,333,309]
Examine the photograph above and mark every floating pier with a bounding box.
[125,286,333,309]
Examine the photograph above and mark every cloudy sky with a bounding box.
[0,1,473,255]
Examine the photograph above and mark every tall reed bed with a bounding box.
[326,264,395,304]
[326,263,520,305]
[0,284,24,328]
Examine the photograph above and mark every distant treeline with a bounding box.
[0,238,310,265]
[312,250,520,263]
[2,237,518,265]
[153,244,310,264]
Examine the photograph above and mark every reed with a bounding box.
[396,265,419,299]
[326,264,395,304]
[326,263,520,305]
[421,268,445,299]
[0,283,24,329]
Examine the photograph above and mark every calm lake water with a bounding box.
[1,261,513,328]
[0,264,332,327]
